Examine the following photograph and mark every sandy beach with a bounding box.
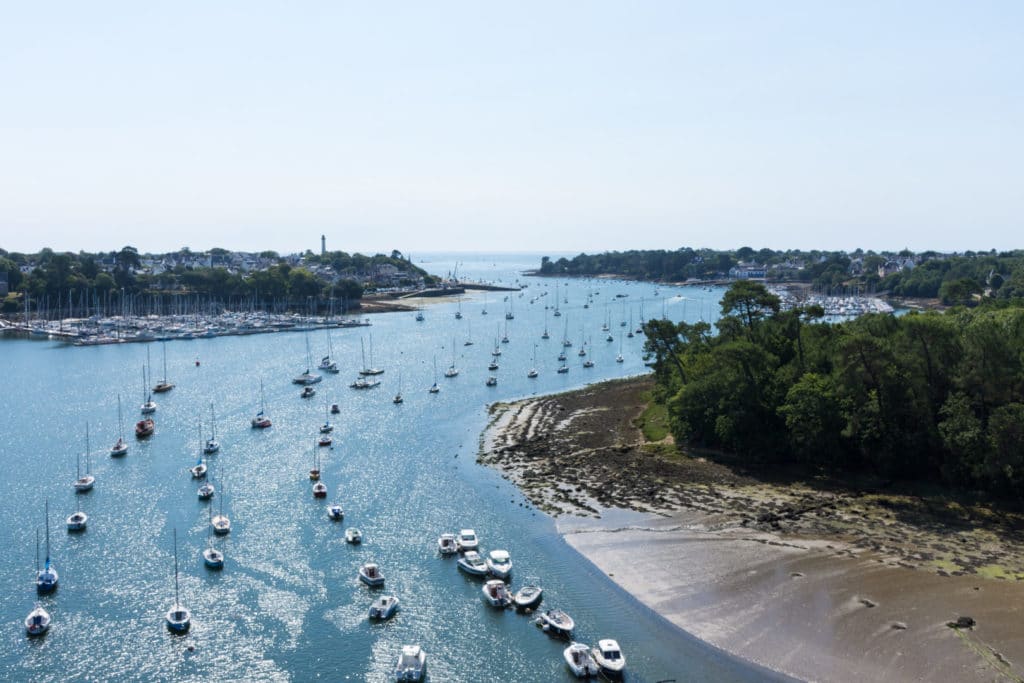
[479,377,1024,682]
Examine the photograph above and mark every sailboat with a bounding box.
[204,403,220,453]
[455,297,463,319]
[616,332,624,363]
[26,531,52,636]
[429,357,440,393]
[444,338,459,377]
[320,404,334,434]
[318,330,339,373]
[310,440,321,480]
[293,332,323,384]
[527,344,539,378]
[464,319,474,346]
[627,308,635,338]
[211,482,231,534]
[202,505,225,570]
[140,364,157,414]
[251,379,272,428]
[153,342,175,393]
[481,291,488,315]
[73,423,96,492]
[190,424,208,478]
[542,308,550,340]
[393,371,404,404]
[165,528,191,633]
[36,502,58,593]
[110,394,128,457]
[358,335,384,376]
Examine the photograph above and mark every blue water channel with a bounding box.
[0,253,780,681]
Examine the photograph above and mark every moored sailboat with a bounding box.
[36,503,58,594]
[165,528,191,633]
[73,423,96,492]
[152,342,175,393]
[204,403,220,453]
[251,379,272,428]
[110,394,128,457]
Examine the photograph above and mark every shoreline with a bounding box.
[479,377,1024,682]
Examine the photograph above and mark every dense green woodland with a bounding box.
[0,246,435,314]
[643,281,1024,499]
[540,249,1024,303]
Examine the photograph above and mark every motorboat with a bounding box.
[486,549,512,579]
[25,605,51,637]
[197,482,215,500]
[481,579,512,607]
[66,509,87,532]
[485,376,497,386]
[346,527,362,543]
[190,457,207,479]
[564,642,600,678]
[527,368,538,378]
[313,481,327,498]
[457,550,488,576]
[368,595,399,620]
[539,609,575,638]
[591,639,626,677]
[301,386,316,399]
[393,644,426,682]
[359,562,384,586]
[327,504,344,521]
[437,533,458,555]
[513,583,543,610]
[456,529,479,551]
[135,417,155,438]
[203,546,224,570]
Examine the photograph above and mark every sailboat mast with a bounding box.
[35,528,40,573]
[44,500,51,568]
[173,528,180,604]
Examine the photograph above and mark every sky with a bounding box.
[1,1,1021,256]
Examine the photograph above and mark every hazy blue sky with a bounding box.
[1,2,1021,255]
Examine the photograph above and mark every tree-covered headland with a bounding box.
[644,280,1024,500]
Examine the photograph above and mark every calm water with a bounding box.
[0,253,776,682]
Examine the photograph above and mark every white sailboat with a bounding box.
[318,330,339,373]
[251,379,272,428]
[393,371,404,404]
[153,342,175,393]
[165,528,191,633]
[527,344,539,378]
[428,357,440,393]
[293,332,323,385]
[616,332,624,363]
[140,364,157,414]
[444,338,459,377]
[190,423,208,478]
[36,502,58,594]
[110,393,128,457]
[211,482,231,535]
[26,533,52,635]
[358,335,384,376]
[73,423,96,492]
[204,403,220,453]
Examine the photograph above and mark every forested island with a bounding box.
[642,280,1024,500]
[539,248,1024,305]
[0,246,440,316]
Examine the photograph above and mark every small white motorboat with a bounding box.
[539,608,575,638]
[437,533,458,555]
[481,579,512,608]
[197,482,215,500]
[393,644,426,682]
[25,605,51,636]
[513,583,543,610]
[368,594,399,620]
[457,550,488,576]
[564,641,600,678]
[359,562,384,586]
[456,529,479,551]
[66,510,87,532]
[203,546,224,570]
[486,549,512,579]
[327,504,344,521]
[591,638,627,677]
[346,527,363,544]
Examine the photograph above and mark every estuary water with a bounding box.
[0,253,776,682]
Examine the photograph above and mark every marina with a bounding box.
[0,254,775,681]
